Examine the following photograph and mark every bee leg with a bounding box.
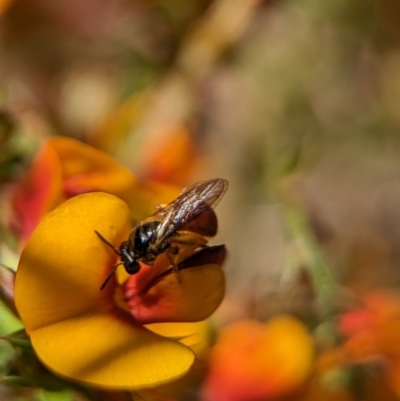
[167,246,182,282]
[170,232,208,247]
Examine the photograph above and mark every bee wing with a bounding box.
[151,178,228,245]
[181,205,218,237]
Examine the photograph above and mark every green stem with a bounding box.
[283,203,337,321]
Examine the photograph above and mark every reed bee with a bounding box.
[96,178,228,289]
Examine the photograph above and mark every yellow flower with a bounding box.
[15,192,226,390]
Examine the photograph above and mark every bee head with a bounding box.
[119,240,141,275]
[124,259,140,274]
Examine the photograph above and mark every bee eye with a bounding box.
[125,261,140,274]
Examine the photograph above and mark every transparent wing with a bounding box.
[148,178,228,245]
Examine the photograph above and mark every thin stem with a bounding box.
[283,203,337,322]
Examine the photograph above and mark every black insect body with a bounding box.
[96,177,229,289]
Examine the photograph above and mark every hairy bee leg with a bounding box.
[167,232,208,283]
[169,231,208,247]
[166,247,182,282]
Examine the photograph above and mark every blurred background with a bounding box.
[3,0,400,399]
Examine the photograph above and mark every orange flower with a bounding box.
[339,291,400,362]
[0,0,13,15]
[201,316,314,401]
[339,290,400,396]
[11,136,137,244]
[139,124,199,185]
[14,192,226,389]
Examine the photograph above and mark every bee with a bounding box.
[96,177,229,289]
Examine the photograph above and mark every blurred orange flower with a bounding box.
[139,124,199,185]
[11,136,137,244]
[201,316,314,401]
[339,290,400,396]
[14,192,226,389]
[339,291,400,361]
[0,0,13,15]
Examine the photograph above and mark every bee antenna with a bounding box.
[95,230,121,255]
[100,262,123,290]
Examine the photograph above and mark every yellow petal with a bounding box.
[15,192,131,331]
[264,316,314,390]
[146,321,211,359]
[146,321,208,339]
[31,310,194,389]
[15,192,194,388]
[129,181,181,221]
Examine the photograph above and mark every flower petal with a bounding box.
[201,316,314,401]
[30,310,194,389]
[123,247,226,324]
[140,124,198,184]
[128,181,181,221]
[146,321,209,339]
[12,141,65,243]
[15,192,131,331]
[50,136,137,203]
[125,263,225,324]
[146,321,211,359]
[15,192,195,388]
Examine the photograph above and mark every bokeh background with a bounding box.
[3,0,400,400]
